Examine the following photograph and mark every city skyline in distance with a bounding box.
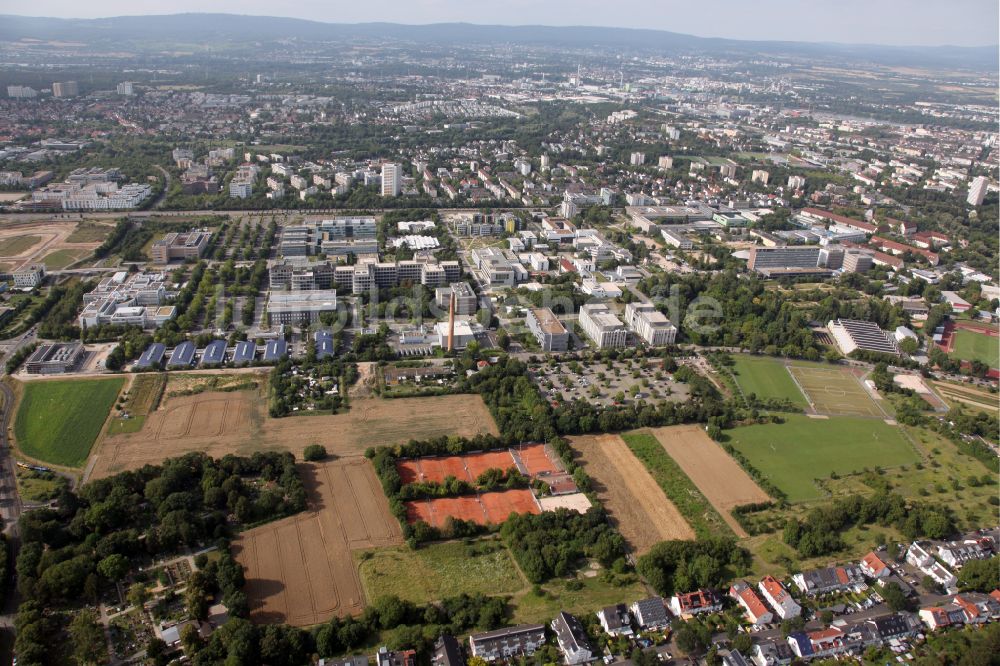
[4,0,999,48]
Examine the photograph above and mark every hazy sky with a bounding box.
[8,0,1000,47]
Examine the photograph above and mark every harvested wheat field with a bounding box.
[232,458,402,626]
[649,425,770,537]
[570,434,694,553]
[87,389,498,480]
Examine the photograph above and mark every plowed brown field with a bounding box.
[570,434,694,553]
[232,458,402,626]
[649,425,770,537]
[88,390,497,480]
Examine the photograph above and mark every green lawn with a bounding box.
[356,540,525,604]
[621,431,732,539]
[39,248,88,269]
[511,574,648,625]
[14,378,125,467]
[951,329,999,368]
[730,356,807,408]
[0,235,41,256]
[726,415,920,502]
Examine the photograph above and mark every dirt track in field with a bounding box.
[649,425,770,537]
[570,434,695,553]
[88,389,498,480]
[232,458,403,626]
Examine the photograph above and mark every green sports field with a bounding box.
[951,329,999,369]
[726,415,919,502]
[730,356,807,408]
[14,378,125,467]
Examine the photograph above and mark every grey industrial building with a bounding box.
[24,342,85,374]
[526,307,569,351]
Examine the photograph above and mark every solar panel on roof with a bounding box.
[201,339,227,366]
[263,339,288,362]
[232,341,256,365]
[314,330,334,359]
[136,342,165,368]
[167,341,195,368]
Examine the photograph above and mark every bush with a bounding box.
[303,444,328,461]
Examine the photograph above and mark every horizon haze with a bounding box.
[5,0,999,48]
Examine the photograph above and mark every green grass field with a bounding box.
[789,365,883,417]
[66,223,113,243]
[39,248,88,269]
[730,356,807,408]
[726,415,919,502]
[14,378,125,467]
[621,431,732,539]
[357,540,525,604]
[951,329,999,369]
[0,235,41,256]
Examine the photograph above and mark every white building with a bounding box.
[967,175,988,206]
[751,170,770,185]
[381,163,401,197]
[630,152,646,166]
[116,82,134,96]
[12,264,45,288]
[579,303,627,349]
[658,156,674,170]
[624,302,677,346]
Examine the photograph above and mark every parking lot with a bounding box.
[527,358,691,407]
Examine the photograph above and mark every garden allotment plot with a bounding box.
[788,364,884,417]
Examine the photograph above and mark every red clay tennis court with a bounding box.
[516,443,559,475]
[480,489,540,523]
[406,489,539,527]
[464,450,516,480]
[397,455,471,484]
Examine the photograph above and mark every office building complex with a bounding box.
[78,271,176,329]
[747,246,822,272]
[266,290,338,326]
[435,282,477,316]
[151,231,211,263]
[526,307,569,351]
[13,264,46,288]
[579,303,627,349]
[270,257,460,295]
[624,302,677,346]
[24,342,85,375]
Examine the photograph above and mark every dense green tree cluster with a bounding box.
[13,452,306,665]
[783,491,955,557]
[636,538,751,597]
[957,556,1000,593]
[500,508,627,583]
